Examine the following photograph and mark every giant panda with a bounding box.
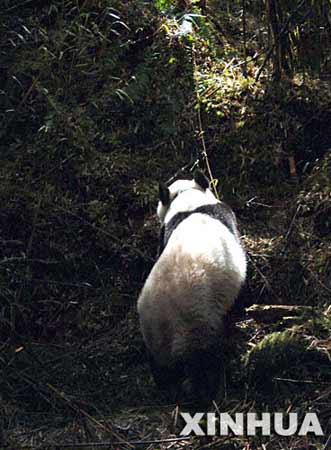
[137,171,247,406]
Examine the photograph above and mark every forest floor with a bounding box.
[4,181,331,449]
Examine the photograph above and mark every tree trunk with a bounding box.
[277,2,293,77]
[267,0,281,80]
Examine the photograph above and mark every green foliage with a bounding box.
[245,330,306,372]
[0,0,198,343]
[244,329,330,400]
[155,0,174,11]
[1,0,330,349]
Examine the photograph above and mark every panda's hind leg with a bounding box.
[146,348,223,408]
[147,351,186,400]
[181,349,223,409]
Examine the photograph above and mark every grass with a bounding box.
[1,1,331,448]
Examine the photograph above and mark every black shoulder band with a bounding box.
[158,203,241,257]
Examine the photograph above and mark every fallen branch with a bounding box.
[274,377,331,386]
[322,434,331,450]
[246,304,313,323]
[46,383,132,448]
[5,0,35,11]
[3,436,191,449]
[281,204,302,255]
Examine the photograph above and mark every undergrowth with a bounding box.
[0,0,330,448]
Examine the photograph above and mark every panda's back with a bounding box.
[165,212,245,273]
[138,212,246,364]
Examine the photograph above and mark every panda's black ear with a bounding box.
[159,182,170,205]
[194,170,209,190]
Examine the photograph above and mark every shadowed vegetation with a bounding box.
[0,0,331,448]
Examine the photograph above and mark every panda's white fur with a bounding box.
[138,173,246,404]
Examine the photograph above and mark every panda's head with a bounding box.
[157,170,219,225]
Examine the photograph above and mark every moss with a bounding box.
[243,328,330,403]
[245,330,306,379]
[244,330,306,401]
